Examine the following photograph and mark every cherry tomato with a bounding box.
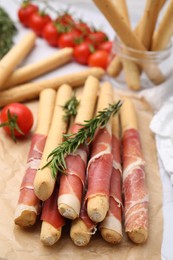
[18,2,38,27]
[98,41,113,53]
[75,22,92,36]
[57,29,81,48]
[43,21,60,46]
[29,11,52,37]
[86,31,108,46]
[74,42,94,65]
[0,103,34,141]
[88,50,109,69]
[55,13,75,26]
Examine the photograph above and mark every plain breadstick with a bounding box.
[139,0,164,50]
[151,0,173,51]
[115,0,141,90]
[120,97,138,133]
[93,0,165,84]
[86,82,114,223]
[120,98,148,244]
[3,48,73,89]
[107,56,123,77]
[14,88,56,227]
[58,76,99,220]
[0,67,104,108]
[34,84,73,201]
[0,31,36,89]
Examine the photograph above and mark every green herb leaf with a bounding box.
[62,95,80,121]
[42,101,122,177]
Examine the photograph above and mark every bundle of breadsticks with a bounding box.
[14,75,149,248]
[93,0,173,90]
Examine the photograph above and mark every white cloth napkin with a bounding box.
[150,96,173,184]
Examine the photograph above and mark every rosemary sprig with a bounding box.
[62,95,80,121]
[0,7,17,59]
[42,100,122,177]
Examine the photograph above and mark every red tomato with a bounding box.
[86,31,108,46]
[74,43,94,65]
[75,22,92,36]
[43,21,59,46]
[88,50,109,69]
[57,29,81,48]
[56,13,75,26]
[0,103,34,141]
[18,2,38,27]
[98,41,113,53]
[29,12,52,37]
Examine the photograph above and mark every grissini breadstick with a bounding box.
[114,0,141,90]
[85,82,114,223]
[138,0,164,50]
[58,76,99,220]
[0,31,36,89]
[120,98,149,244]
[0,67,104,108]
[14,88,56,228]
[34,84,73,201]
[107,56,123,77]
[151,0,173,51]
[100,113,123,244]
[3,48,73,89]
[40,183,65,246]
[94,0,165,84]
[70,200,96,246]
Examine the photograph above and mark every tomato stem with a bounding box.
[0,109,24,142]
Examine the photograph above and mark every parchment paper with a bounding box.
[0,92,163,260]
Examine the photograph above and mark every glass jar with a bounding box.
[109,36,173,91]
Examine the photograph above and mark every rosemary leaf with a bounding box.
[62,95,79,121]
[43,100,122,177]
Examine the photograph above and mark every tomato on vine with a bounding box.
[57,29,81,48]
[43,21,60,46]
[88,50,109,69]
[74,42,95,65]
[29,11,52,37]
[18,1,38,27]
[0,103,34,142]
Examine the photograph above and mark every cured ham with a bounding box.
[14,133,47,226]
[58,123,89,219]
[70,200,96,246]
[100,124,123,244]
[85,82,114,223]
[122,128,149,243]
[57,76,99,220]
[40,183,65,246]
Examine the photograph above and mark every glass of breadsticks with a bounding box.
[94,0,173,91]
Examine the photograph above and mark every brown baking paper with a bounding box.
[0,94,163,260]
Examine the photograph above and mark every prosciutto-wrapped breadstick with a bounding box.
[40,183,65,246]
[70,199,96,246]
[58,76,99,220]
[85,82,114,223]
[0,67,104,108]
[34,84,72,201]
[151,0,173,51]
[100,113,123,244]
[14,88,56,227]
[0,31,36,89]
[120,98,149,244]
[3,48,73,89]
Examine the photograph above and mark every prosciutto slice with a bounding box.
[100,133,123,236]
[122,128,149,233]
[41,184,65,229]
[85,123,113,202]
[17,133,47,215]
[58,123,89,218]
